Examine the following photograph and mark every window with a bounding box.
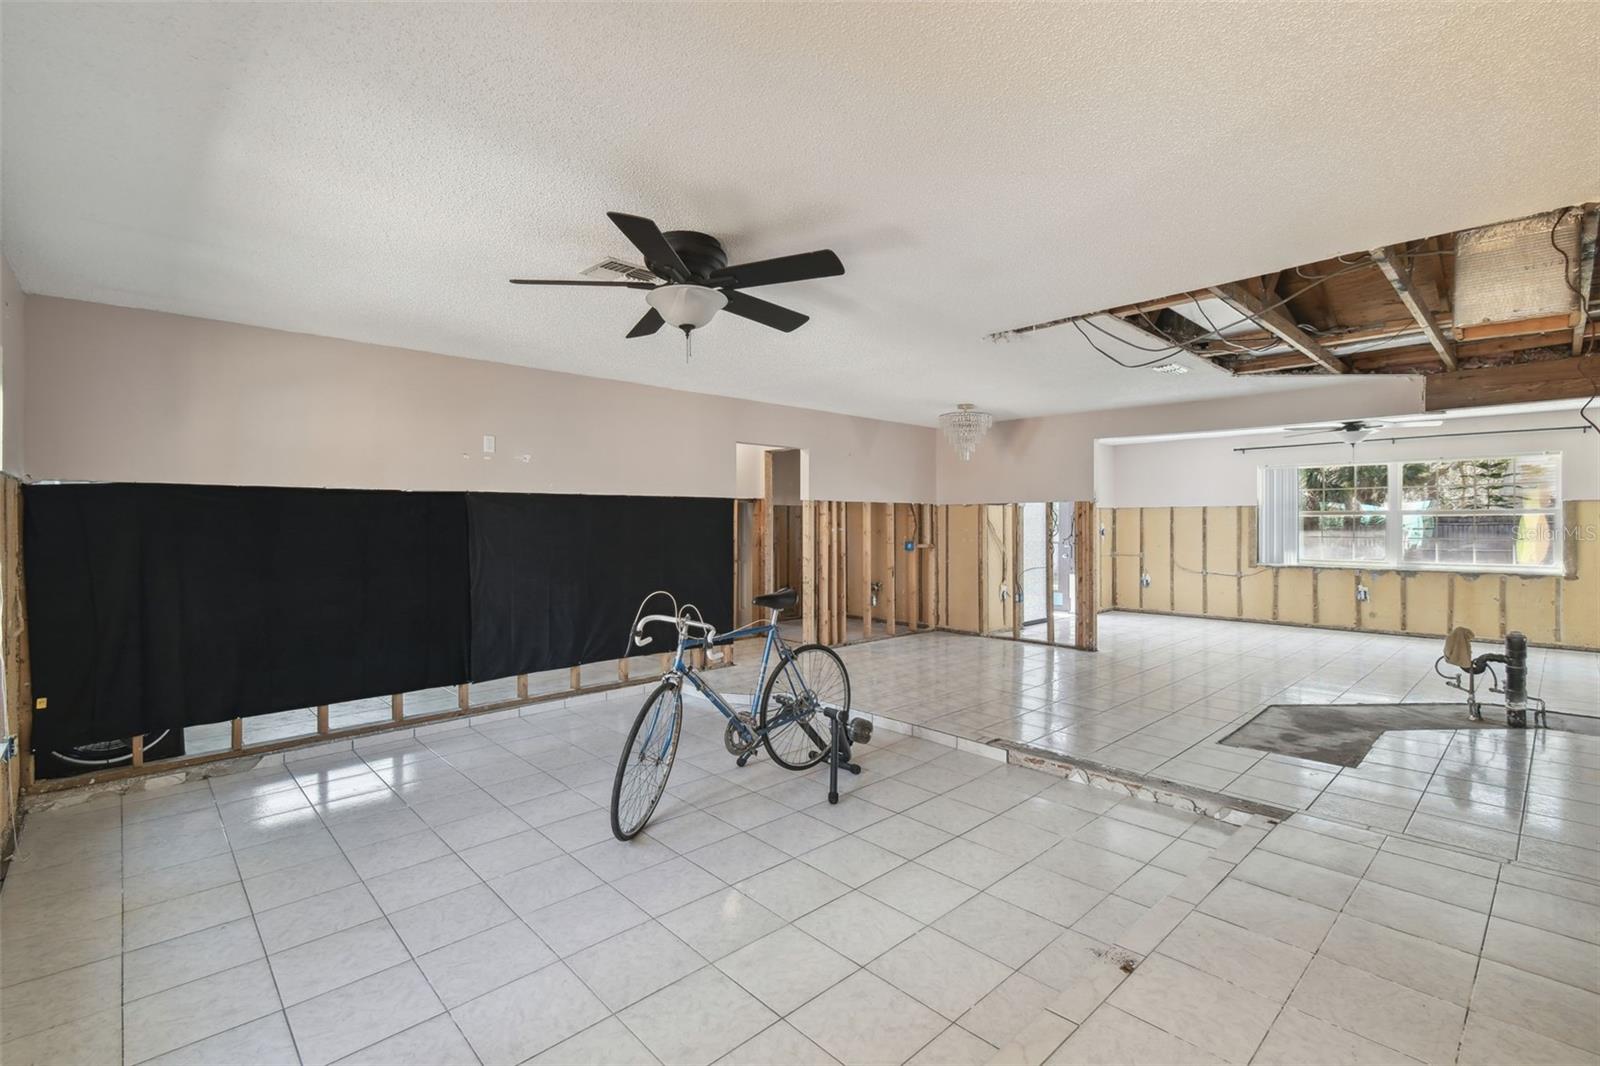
[1260,454,1562,573]
[1298,463,1388,563]
[1398,455,1561,569]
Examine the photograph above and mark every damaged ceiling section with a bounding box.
[1048,204,1599,410]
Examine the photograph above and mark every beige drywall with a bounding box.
[23,297,936,502]
[1112,508,1141,610]
[1100,501,1599,650]
[2,259,24,475]
[945,505,981,632]
[936,376,1425,504]
[1143,507,1173,612]
[1171,507,1205,615]
[1101,409,1600,508]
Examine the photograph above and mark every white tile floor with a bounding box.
[1,681,1240,1066]
[998,809,1600,1066]
[824,614,1600,880]
[3,614,1597,1065]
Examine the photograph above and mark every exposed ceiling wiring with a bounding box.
[1020,212,1597,398]
[1070,318,1177,369]
[1000,258,1379,363]
[1183,297,1276,355]
[1551,206,1600,435]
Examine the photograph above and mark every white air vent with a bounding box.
[581,258,657,284]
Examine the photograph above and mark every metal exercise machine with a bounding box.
[1437,627,1547,727]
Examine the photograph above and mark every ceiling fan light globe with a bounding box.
[646,284,727,330]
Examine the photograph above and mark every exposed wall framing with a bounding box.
[2,476,32,856]
[1102,501,1599,650]
[19,494,1100,798]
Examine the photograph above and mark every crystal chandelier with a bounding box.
[939,403,994,462]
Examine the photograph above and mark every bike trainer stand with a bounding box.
[822,705,873,803]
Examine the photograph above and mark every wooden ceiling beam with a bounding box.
[1235,325,1597,376]
[1370,245,1456,370]
[1456,312,1575,342]
[1231,354,1317,374]
[1424,355,1600,411]
[1346,325,1596,371]
[1213,313,1454,354]
[1572,205,1598,356]
[1104,290,1210,317]
[1207,283,1349,373]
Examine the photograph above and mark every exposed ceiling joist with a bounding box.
[1573,205,1599,356]
[1457,312,1575,342]
[1104,291,1210,318]
[1370,245,1456,370]
[1232,354,1316,375]
[1207,283,1349,374]
[1345,323,1598,372]
[1424,354,1600,410]
[1063,204,1594,387]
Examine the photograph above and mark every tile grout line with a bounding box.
[290,743,500,1065]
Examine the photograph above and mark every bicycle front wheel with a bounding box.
[611,682,683,840]
[759,643,850,770]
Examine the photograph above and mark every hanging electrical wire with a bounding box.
[1012,257,1383,372]
[1070,318,1180,369]
[1550,207,1599,435]
[1183,298,1276,356]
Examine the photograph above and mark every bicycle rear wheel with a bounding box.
[611,682,683,840]
[759,643,850,770]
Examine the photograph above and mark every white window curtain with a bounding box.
[1258,465,1300,566]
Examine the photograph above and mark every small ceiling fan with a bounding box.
[510,211,844,357]
[1282,418,1444,443]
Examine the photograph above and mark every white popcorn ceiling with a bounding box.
[4,2,1598,425]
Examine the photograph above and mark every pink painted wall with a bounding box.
[1102,409,1599,508]
[23,297,937,502]
[934,377,1428,504]
[2,260,24,474]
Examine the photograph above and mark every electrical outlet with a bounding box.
[1356,584,1370,602]
[0,734,16,762]
[1140,572,1152,588]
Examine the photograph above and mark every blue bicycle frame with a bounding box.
[671,613,792,747]
[616,602,858,842]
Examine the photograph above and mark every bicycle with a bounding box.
[609,589,863,841]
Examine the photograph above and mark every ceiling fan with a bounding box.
[1282,418,1444,443]
[510,211,844,357]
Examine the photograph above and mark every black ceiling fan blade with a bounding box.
[712,249,844,289]
[626,308,665,338]
[606,212,692,282]
[721,289,809,332]
[509,278,656,289]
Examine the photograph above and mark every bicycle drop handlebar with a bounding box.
[632,613,717,648]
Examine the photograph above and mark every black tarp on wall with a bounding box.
[466,492,732,682]
[23,483,732,752]
[24,483,472,752]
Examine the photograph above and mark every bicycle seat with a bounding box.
[754,588,798,611]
